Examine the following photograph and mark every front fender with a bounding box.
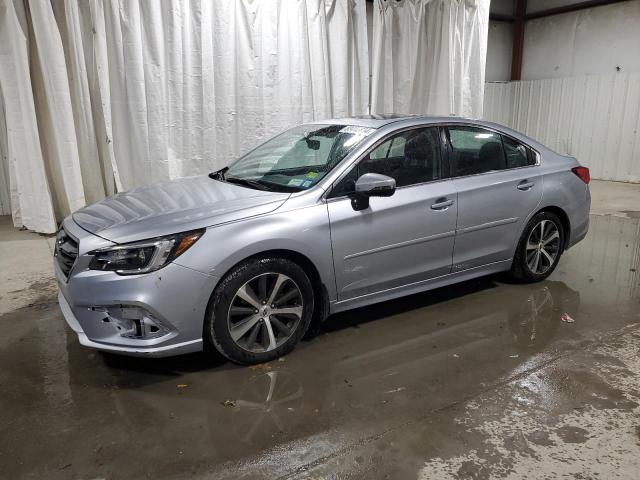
[173,203,337,301]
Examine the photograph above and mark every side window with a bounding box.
[368,136,407,161]
[329,127,442,197]
[388,137,406,157]
[503,136,536,168]
[448,127,506,177]
[359,127,441,188]
[329,166,359,198]
[330,127,442,197]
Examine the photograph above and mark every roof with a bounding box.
[312,114,416,128]
[310,115,549,152]
[313,114,477,129]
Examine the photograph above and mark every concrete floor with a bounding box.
[589,179,640,218]
[1,181,639,479]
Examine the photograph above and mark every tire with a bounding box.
[510,211,565,283]
[205,256,314,365]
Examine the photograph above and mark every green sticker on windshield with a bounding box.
[306,171,318,179]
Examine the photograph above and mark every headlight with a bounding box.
[89,229,204,275]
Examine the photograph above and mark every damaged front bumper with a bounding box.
[57,292,202,357]
[55,217,219,358]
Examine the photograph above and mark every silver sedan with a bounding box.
[55,115,590,364]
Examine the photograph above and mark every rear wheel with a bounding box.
[205,257,314,364]
[510,211,564,283]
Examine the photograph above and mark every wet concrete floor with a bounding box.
[1,213,639,479]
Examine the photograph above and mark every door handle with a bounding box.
[430,199,454,210]
[517,181,535,191]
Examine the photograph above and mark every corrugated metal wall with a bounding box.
[484,72,640,183]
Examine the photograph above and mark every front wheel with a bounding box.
[205,257,314,365]
[510,211,565,283]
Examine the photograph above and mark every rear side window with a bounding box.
[503,136,537,168]
[447,127,506,177]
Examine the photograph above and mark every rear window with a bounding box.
[447,126,537,177]
[503,136,537,168]
[448,126,506,177]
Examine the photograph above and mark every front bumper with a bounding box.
[56,217,219,357]
[58,292,203,357]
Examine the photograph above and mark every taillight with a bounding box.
[571,166,590,184]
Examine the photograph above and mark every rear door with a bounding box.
[446,126,543,271]
[327,126,457,301]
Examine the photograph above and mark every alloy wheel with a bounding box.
[227,273,303,353]
[526,219,560,275]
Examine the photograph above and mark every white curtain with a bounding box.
[0,0,490,234]
[0,0,57,231]
[0,84,12,216]
[0,0,369,233]
[371,0,490,117]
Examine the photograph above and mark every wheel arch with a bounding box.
[534,205,571,250]
[512,204,572,262]
[208,248,331,333]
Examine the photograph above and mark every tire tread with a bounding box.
[205,256,314,365]
[510,211,564,283]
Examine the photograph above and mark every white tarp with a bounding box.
[0,84,11,216]
[371,0,490,117]
[0,0,489,234]
[0,0,369,233]
[0,0,57,232]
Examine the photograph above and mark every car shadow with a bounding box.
[314,274,502,336]
[95,274,503,378]
[98,345,229,374]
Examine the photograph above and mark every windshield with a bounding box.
[223,124,375,192]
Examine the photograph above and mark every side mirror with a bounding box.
[351,173,396,211]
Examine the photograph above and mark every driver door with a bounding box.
[327,127,457,302]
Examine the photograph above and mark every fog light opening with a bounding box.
[92,305,172,340]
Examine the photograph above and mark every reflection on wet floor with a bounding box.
[0,215,639,479]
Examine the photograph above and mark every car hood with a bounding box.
[72,175,290,243]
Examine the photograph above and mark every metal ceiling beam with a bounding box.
[510,0,527,81]
[490,0,630,22]
[489,13,515,22]
[525,0,631,20]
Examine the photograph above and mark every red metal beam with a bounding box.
[525,0,631,20]
[490,13,515,22]
[510,0,527,81]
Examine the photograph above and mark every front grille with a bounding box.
[54,228,78,278]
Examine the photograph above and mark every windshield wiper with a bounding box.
[225,176,273,191]
[208,167,228,181]
[209,168,274,191]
